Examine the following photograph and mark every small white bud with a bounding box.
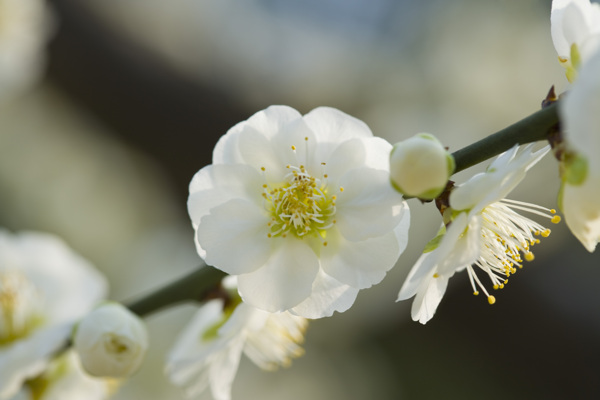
[73,302,149,378]
[390,133,455,199]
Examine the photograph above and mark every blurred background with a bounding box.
[1,0,599,398]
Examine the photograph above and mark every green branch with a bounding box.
[125,264,226,317]
[451,102,559,174]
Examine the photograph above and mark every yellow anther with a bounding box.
[525,252,534,262]
[433,273,439,278]
[261,166,266,171]
[267,233,272,238]
[340,187,344,192]
[541,229,551,238]
[323,174,328,178]
[282,234,287,238]
[262,184,268,188]
[550,209,556,214]
[323,242,328,246]
[493,284,499,290]
[305,137,309,141]
[291,145,296,151]
[488,296,496,305]
[499,284,504,289]
[473,291,479,296]
[321,162,326,165]
[504,280,508,285]
[331,195,337,200]
[551,215,561,224]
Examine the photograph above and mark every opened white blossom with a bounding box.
[397,145,560,324]
[0,0,52,100]
[166,278,308,400]
[558,48,600,252]
[10,350,112,400]
[0,230,107,399]
[73,302,148,378]
[551,0,600,81]
[389,133,455,199]
[188,106,410,318]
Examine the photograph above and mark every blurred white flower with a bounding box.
[389,133,454,199]
[10,351,112,400]
[0,230,107,399]
[397,145,560,324]
[166,278,307,400]
[73,302,148,379]
[188,105,410,318]
[0,0,52,100]
[558,48,600,252]
[551,0,600,81]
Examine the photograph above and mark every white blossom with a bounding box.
[188,106,410,318]
[0,231,107,399]
[166,278,307,400]
[73,303,148,378]
[389,133,455,200]
[0,0,52,100]
[9,351,112,400]
[397,145,560,324]
[559,48,600,252]
[551,0,600,81]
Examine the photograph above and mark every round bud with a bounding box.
[390,133,455,199]
[73,302,148,378]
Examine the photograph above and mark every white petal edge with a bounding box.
[197,199,271,275]
[289,269,359,319]
[237,239,320,312]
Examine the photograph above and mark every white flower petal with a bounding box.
[436,214,481,276]
[336,168,405,241]
[303,107,373,143]
[551,0,600,62]
[451,145,549,213]
[562,173,600,252]
[237,239,319,312]
[0,324,72,399]
[362,136,394,171]
[213,106,303,165]
[208,339,245,400]
[289,270,359,319]
[197,199,271,275]
[6,232,108,325]
[398,212,473,303]
[562,50,600,170]
[188,164,264,225]
[320,228,401,289]
[316,138,366,186]
[411,272,450,325]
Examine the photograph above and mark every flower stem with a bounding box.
[125,264,226,317]
[452,102,559,173]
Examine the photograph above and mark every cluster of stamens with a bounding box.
[465,199,561,305]
[0,271,44,346]
[261,140,341,244]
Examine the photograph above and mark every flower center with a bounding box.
[465,199,561,304]
[0,271,44,346]
[262,160,340,241]
[246,311,308,371]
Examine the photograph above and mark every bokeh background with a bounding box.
[1,0,599,399]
